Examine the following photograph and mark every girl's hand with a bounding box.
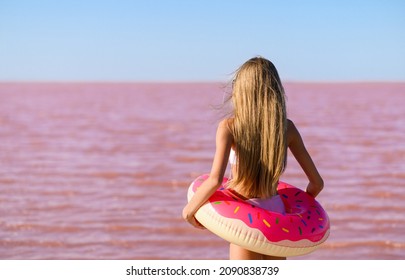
[182,206,205,229]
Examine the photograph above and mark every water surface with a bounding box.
[0,82,404,259]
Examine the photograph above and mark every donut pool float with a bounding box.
[187,174,330,257]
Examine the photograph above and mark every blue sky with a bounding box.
[0,0,404,82]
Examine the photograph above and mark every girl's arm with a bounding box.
[287,120,324,197]
[182,119,233,228]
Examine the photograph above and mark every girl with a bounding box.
[182,57,324,260]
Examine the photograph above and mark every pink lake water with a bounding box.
[0,82,404,259]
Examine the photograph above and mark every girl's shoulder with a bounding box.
[219,118,234,130]
[287,119,299,145]
[218,118,234,139]
[287,118,298,131]
[287,118,294,129]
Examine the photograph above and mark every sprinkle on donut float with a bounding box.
[187,174,330,257]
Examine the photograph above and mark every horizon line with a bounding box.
[1,79,405,84]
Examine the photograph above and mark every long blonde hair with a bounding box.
[228,57,287,198]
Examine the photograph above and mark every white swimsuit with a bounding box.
[229,148,237,165]
[248,195,286,213]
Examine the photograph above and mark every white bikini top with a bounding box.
[229,148,237,165]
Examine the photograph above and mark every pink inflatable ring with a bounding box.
[187,174,330,257]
